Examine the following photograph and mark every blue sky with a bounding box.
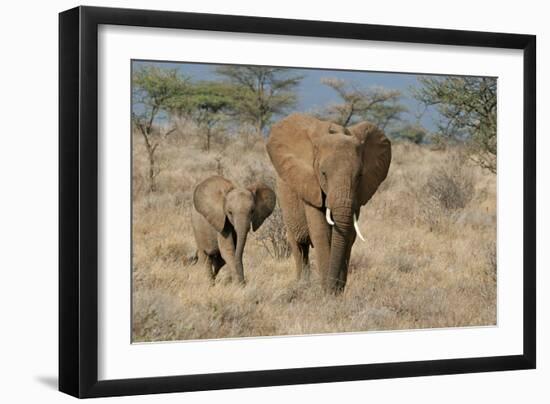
[133,60,442,131]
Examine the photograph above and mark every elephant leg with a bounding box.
[277,179,310,278]
[304,205,331,286]
[212,253,226,278]
[199,250,215,286]
[289,240,302,280]
[299,242,311,281]
[218,232,243,284]
[290,240,310,282]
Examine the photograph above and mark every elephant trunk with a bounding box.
[327,204,354,294]
[234,217,250,284]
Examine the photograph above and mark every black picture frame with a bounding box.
[59,5,536,398]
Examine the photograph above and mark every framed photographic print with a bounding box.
[59,6,536,398]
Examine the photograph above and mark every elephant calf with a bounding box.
[191,175,276,285]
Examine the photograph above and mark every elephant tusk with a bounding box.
[325,208,335,226]
[354,213,366,242]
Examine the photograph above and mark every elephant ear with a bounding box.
[266,114,338,207]
[248,183,276,231]
[193,176,235,232]
[347,121,392,206]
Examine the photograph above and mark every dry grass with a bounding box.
[132,129,497,342]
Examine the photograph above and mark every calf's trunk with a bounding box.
[233,223,249,284]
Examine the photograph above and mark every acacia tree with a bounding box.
[366,100,408,131]
[215,66,303,136]
[392,124,428,144]
[412,76,497,173]
[318,78,405,128]
[169,81,235,152]
[132,66,189,192]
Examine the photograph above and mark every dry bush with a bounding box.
[415,151,475,230]
[425,166,474,210]
[131,127,497,342]
[254,205,292,260]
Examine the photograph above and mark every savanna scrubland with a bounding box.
[132,124,496,342]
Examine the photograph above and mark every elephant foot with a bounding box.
[234,269,246,286]
[302,266,311,282]
[296,272,311,287]
[324,277,346,295]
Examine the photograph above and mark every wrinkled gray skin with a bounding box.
[191,176,276,285]
[266,114,392,294]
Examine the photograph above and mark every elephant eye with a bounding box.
[228,210,232,215]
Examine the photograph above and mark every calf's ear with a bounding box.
[248,183,276,231]
[193,176,235,232]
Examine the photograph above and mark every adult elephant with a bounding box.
[266,114,391,293]
[192,176,276,285]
